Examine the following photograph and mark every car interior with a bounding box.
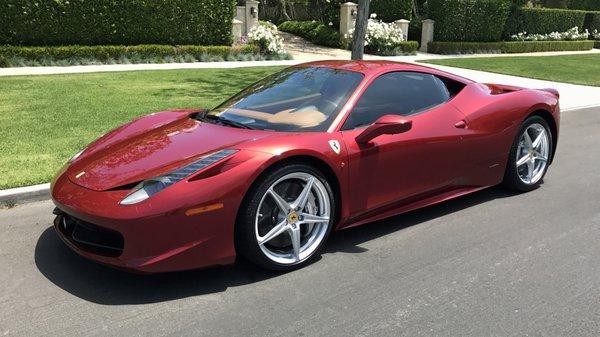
[342,72,461,130]
[213,67,364,131]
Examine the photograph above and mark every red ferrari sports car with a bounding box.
[51,60,560,272]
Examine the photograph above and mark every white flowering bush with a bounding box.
[592,29,600,40]
[248,24,285,55]
[510,27,590,41]
[349,14,406,55]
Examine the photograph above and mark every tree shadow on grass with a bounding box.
[35,186,515,305]
[152,68,280,101]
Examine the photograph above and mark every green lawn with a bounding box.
[0,66,284,189]
[421,54,600,87]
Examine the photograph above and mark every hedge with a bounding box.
[584,11,600,31]
[428,0,512,42]
[428,40,595,54]
[0,44,265,67]
[0,0,236,46]
[543,0,600,10]
[370,0,413,23]
[366,41,419,55]
[503,8,587,38]
[279,21,345,48]
[595,41,600,48]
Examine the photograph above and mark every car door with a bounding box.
[339,71,470,219]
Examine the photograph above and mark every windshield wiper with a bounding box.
[199,114,254,130]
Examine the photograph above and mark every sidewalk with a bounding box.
[1,35,599,112]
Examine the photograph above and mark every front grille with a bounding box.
[54,210,124,257]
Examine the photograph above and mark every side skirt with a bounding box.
[337,185,490,231]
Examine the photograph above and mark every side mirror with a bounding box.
[355,115,413,144]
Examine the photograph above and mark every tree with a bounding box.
[278,0,291,21]
[351,0,370,60]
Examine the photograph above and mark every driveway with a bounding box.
[1,107,600,336]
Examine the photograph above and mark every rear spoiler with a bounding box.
[484,83,524,95]
[485,83,559,99]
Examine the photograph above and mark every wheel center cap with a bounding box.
[287,211,299,224]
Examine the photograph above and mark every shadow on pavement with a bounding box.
[325,187,516,254]
[35,186,514,305]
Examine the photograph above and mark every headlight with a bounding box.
[68,148,86,163]
[120,149,238,205]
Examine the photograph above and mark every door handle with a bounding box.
[454,120,467,129]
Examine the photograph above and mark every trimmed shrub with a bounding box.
[0,44,268,67]
[504,8,587,38]
[501,40,594,52]
[428,0,512,42]
[370,0,413,22]
[584,11,600,32]
[428,41,504,54]
[279,21,344,48]
[552,0,600,10]
[428,40,594,54]
[0,0,236,46]
[595,41,600,48]
[382,41,419,55]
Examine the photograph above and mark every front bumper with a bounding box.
[50,167,250,273]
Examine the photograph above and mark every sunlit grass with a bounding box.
[0,66,284,189]
[421,54,600,86]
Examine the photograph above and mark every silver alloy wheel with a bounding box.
[516,123,550,185]
[255,172,331,265]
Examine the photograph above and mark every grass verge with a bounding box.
[421,54,600,86]
[0,66,284,189]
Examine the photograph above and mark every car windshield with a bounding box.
[206,66,364,132]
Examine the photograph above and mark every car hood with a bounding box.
[66,110,271,191]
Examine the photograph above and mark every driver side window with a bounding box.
[342,71,452,130]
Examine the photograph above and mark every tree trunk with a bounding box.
[279,0,291,21]
[412,0,419,17]
[351,0,370,60]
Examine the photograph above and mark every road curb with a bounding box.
[0,183,51,205]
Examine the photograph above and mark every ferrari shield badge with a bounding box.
[328,140,341,154]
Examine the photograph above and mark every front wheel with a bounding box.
[235,164,335,271]
[503,116,553,192]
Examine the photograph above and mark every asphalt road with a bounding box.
[2,107,600,337]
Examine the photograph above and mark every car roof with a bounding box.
[298,60,474,84]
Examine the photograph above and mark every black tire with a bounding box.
[503,115,553,192]
[235,163,336,271]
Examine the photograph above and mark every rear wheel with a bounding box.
[236,164,335,271]
[503,116,552,192]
